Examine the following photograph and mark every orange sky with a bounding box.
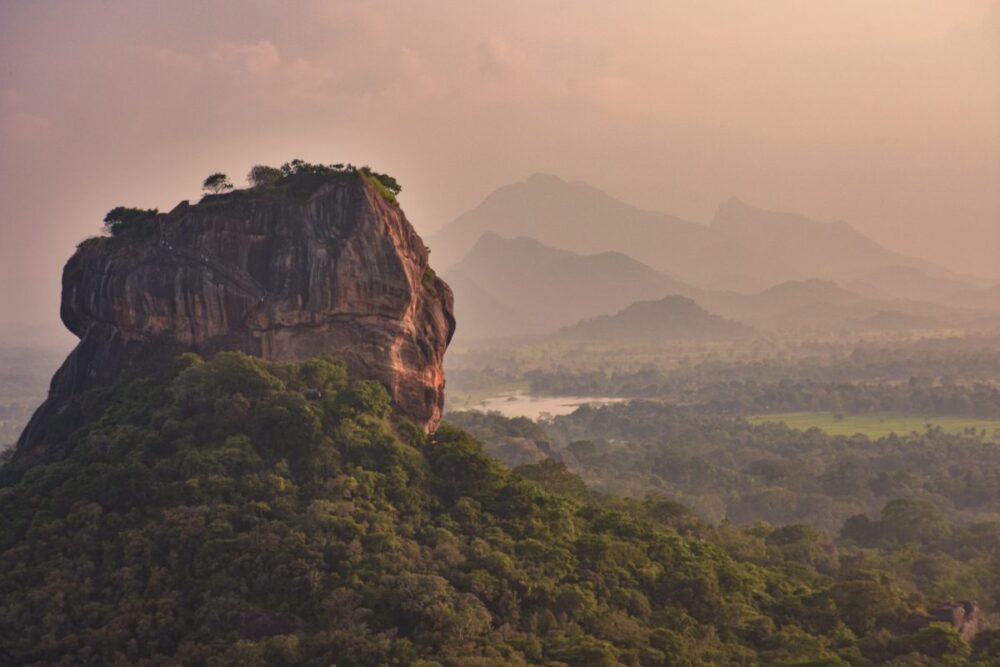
[1,0,998,341]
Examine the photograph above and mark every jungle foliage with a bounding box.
[2,353,997,665]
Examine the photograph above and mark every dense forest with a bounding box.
[448,405,1000,529]
[524,373,1000,420]
[447,334,1000,396]
[449,401,1000,658]
[2,353,998,665]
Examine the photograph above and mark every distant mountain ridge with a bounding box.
[431,173,720,283]
[446,232,692,339]
[447,234,976,342]
[430,174,982,298]
[557,295,753,342]
[711,197,974,291]
[694,278,959,330]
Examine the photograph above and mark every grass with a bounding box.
[748,412,1000,441]
[362,172,398,205]
[422,265,437,288]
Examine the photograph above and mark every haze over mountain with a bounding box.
[445,232,692,340]
[711,197,981,295]
[4,1,998,338]
[431,174,983,297]
[446,234,973,342]
[431,174,718,282]
[949,284,1000,313]
[695,279,961,331]
[852,310,946,332]
[557,295,753,342]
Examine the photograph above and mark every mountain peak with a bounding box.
[433,176,974,297]
[718,195,748,212]
[524,172,567,186]
[464,232,558,259]
[558,294,752,342]
[470,230,506,247]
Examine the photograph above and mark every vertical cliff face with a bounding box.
[16,171,455,463]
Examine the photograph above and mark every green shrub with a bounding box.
[102,206,159,237]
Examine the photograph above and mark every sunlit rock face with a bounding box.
[16,172,454,463]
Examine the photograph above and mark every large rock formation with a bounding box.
[15,170,454,464]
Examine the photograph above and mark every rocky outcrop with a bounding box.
[927,601,986,642]
[15,171,454,464]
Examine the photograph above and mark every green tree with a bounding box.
[202,172,233,194]
[102,206,159,236]
[247,164,283,188]
[894,623,971,660]
[831,578,905,635]
[878,498,951,546]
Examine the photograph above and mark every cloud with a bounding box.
[205,40,343,107]
[213,40,282,77]
[477,36,529,77]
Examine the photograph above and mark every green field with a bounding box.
[748,412,1000,441]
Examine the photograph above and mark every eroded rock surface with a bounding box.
[16,172,454,464]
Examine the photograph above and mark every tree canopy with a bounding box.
[202,172,234,194]
[102,206,159,236]
[247,164,283,188]
[1,352,994,665]
[245,159,402,202]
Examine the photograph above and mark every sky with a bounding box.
[1,0,998,343]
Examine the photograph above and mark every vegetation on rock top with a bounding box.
[90,160,403,242]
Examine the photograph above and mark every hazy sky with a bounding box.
[1,0,998,341]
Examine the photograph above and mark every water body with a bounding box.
[468,391,626,420]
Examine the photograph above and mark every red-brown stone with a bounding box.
[15,172,454,464]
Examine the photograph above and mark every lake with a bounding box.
[455,390,626,420]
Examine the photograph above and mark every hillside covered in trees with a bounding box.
[1,353,998,665]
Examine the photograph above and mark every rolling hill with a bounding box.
[556,295,753,342]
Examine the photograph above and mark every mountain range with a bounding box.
[434,174,995,342]
[445,233,690,338]
[431,174,984,293]
[446,235,973,341]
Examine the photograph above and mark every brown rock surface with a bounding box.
[15,171,454,464]
[927,600,987,642]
